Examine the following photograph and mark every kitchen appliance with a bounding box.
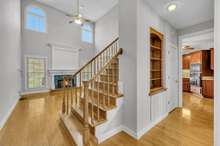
[190,64,202,94]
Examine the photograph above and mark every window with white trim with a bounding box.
[26,57,47,89]
[81,23,93,43]
[26,6,46,32]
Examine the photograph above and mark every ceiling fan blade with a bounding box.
[66,13,74,18]
[84,18,93,23]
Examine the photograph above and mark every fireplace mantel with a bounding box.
[48,69,77,75]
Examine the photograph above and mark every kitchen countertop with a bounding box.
[202,76,214,80]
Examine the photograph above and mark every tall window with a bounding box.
[26,6,46,32]
[81,23,93,43]
[26,57,47,89]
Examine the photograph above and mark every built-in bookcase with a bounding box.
[149,27,165,95]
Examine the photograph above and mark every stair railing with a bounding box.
[83,48,122,124]
[61,38,122,146]
[62,38,119,115]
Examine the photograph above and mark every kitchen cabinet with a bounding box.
[183,78,190,92]
[202,79,214,98]
[191,51,202,64]
[182,54,191,69]
[210,48,214,70]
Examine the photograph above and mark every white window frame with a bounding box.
[25,5,47,33]
[25,55,48,91]
[81,23,94,44]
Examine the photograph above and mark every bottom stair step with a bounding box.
[60,113,98,146]
[60,114,84,146]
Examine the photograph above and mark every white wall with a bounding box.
[0,0,21,129]
[214,0,220,145]
[118,0,178,138]
[119,0,138,135]
[95,6,119,52]
[21,0,95,92]
[136,0,178,136]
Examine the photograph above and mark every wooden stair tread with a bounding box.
[60,114,84,146]
[95,81,117,86]
[88,88,123,98]
[81,97,117,111]
[72,106,107,127]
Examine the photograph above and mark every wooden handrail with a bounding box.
[61,38,122,145]
[87,48,123,83]
[72,37,119,77]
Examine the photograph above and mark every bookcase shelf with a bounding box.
[149,27,165,95]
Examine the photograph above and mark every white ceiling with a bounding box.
[37,0,214,29]
[181,30,214,54]
[144,0,214,29]
[36,0,118,21]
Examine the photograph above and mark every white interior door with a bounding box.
[167,43,179,112]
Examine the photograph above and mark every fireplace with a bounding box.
[54,75,76,89]
[49,69,77,90]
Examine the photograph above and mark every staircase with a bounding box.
[60,38,123,146]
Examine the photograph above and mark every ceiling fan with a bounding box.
[183,45,195,51]
[67,0,91,25]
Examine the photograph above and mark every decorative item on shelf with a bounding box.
[149,27,166,95]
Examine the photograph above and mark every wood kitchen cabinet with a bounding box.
[182,54,191,69]
[183,78,190,92]
[210,48,214,70]
[191,51,202,64]
[202,79,214,98]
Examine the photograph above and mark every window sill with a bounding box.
[149,87,167,96]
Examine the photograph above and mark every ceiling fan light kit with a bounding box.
[67,0,90,25]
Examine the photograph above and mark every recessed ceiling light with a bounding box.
[168,4,177,12]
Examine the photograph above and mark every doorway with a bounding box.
[178,29,214,106]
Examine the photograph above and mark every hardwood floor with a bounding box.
[0,91,74,146]
[100,92,213,146]
[0,92,213,146]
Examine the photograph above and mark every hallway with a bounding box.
[0,92,213,146]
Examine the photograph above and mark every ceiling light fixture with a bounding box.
[168,4,177,12]
[67,0,91,25]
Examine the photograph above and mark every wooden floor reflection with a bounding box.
[0,92,213,146]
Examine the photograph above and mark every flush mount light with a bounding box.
[168,4,177,12]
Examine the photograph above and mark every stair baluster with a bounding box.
[61,38,122,146]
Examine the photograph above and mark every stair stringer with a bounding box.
[94,96,124,143]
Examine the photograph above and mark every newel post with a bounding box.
[83,81,90,146]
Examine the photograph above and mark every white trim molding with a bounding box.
[137,112,168,139]
[20,89,50,96]
[24,55,48,92]
[97,126,123,144]
[0,95,20,130]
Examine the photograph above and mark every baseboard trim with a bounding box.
[0,95,20,131]
[137,112,168,139]
[97,126,123,144]
[97,112,168,143]
[122,126,138,139]
[20,90,50,96]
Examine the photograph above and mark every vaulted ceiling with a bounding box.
[36,0,118,21]
[37,0,214,29]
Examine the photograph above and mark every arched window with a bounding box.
[81,22,93,43]
[26,5,46,32]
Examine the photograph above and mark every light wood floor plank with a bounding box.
[0,92,213,146]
